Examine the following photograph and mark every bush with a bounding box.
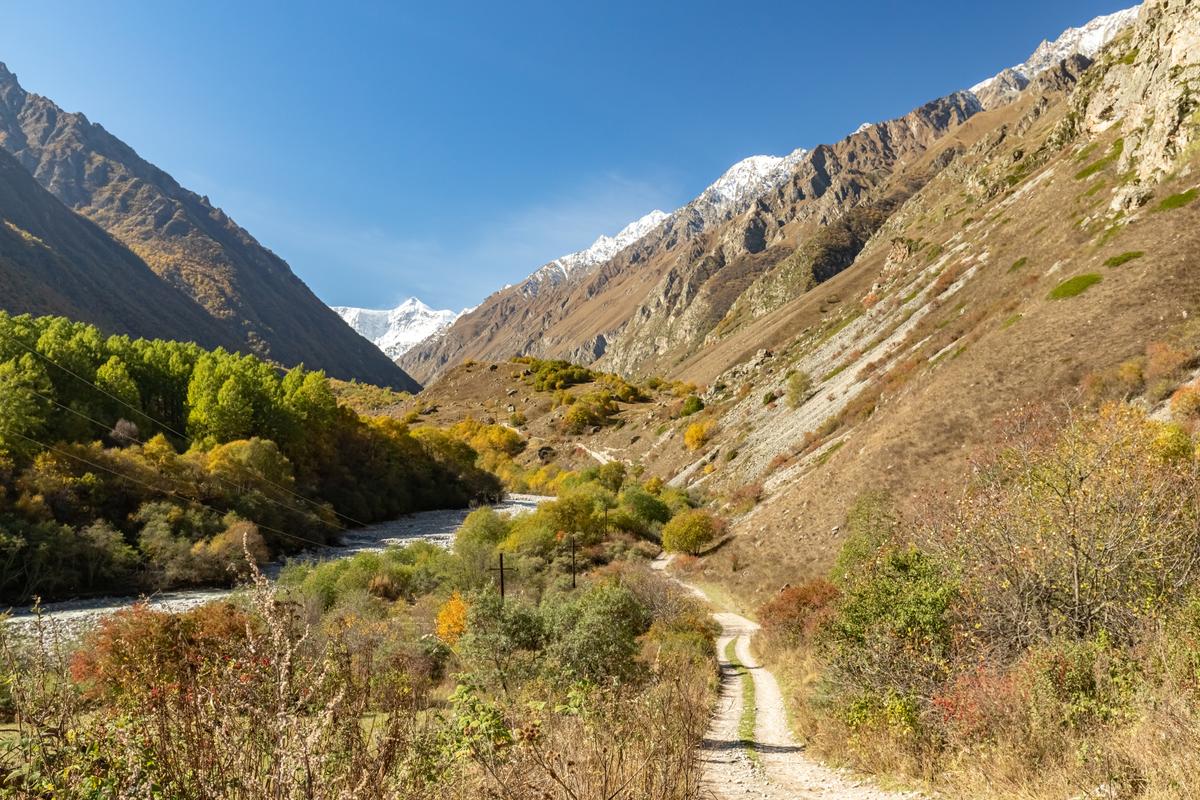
[619,485,671,527]
[930,404,1200,649]
[1170,384,1200,420]
[661,510,720,555]
[786,371,813,408]
[758,579,839,644]
[1047,273,1102,299]
[544,582,651,681]
[683,421,714,451]
[679,395,704,417]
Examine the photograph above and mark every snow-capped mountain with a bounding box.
[968,6,1139,106]
[689,148,809,225]
[522,209,669,296]
[333,299,466,360]
[514,147,812,300]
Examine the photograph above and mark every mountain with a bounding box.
[400,5,1140,388]
[968,6,1139,108]
[0,63,420,392]
[332,299,466,360]
[399,147,813,382]
[519,209,669,299]
[0,146,236,347]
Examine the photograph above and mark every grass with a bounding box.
[1048,274,1103,300]
[822,363,848,382]
[724,639,760,765]
[1155,188,1198,212]
[1103,251,1145,268]
[815,440,845,466]
[1008,257,1028,273]
[1074,138,1124,181]
[1001,313,1023,329]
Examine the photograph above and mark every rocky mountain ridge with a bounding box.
[400,7,1139,386]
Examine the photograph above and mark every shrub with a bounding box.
[826,541,957,725]
[679,395,704,417]
[683,421,714,451]
[1047,274,1102,299]
[930,404,1200,649]
[786,371,813,408]
[436,591,469,645]
[1103,250,1144,268]
[1170,384,1200,420]
[758,579,839,644]
[1145,342,1188,378]
[543,582,651,681]
[763,391,779,405]
[661,510,720,555]
[727,483,763,513]
[619,485,671,527]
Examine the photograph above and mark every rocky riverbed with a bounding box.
[4,494,548,634]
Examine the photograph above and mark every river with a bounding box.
[4,494,549,633]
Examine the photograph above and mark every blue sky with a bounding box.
[0,0,1132,310]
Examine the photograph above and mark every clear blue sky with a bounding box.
[0,0,1132,311]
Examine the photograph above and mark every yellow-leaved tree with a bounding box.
[436,591,469,645]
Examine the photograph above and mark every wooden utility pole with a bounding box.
[490,552,508,602]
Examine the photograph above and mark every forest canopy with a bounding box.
[0,312,501,603]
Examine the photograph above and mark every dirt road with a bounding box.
[653,556,919,799]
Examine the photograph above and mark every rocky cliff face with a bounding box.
[1074,0,1199,203]
[0,64,419,391]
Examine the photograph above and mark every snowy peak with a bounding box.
[522,208,669,295]
[694,148,809,217]
[968,5,1140,105]
[333,299,466,360]
[517,147,810,298]
[1021,6,1140,75]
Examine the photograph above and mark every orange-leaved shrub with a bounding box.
[757,579,839,645]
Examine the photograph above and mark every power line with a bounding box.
[0,326,368,528]
[3,428,334,553]
[20,384,348,532]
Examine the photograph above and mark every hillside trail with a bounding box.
[651,556,919,800]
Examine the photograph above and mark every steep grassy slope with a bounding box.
[0,147,235,347]
[0,63,419,391]
[671,1,1200,607]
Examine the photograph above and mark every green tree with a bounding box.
[95,355,141,414]
[0,356,52,457]
[545,582,651,681]
[661,509,719,554]
[786,371,813,409]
